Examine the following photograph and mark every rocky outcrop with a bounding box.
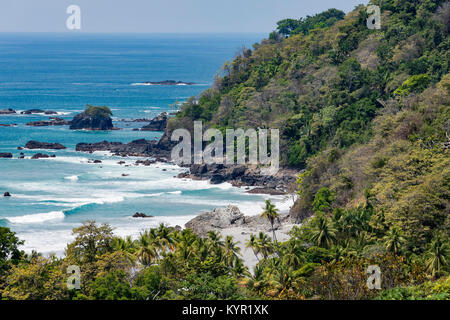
[0,153,13,158]
[140,113,168,131]
[0,123,17,127]
[0,108,16,115]
[76,139,171,158]
[25,141,66,150]
[132,212,154,218]
[4,192,11,197]
[185,206,291,237]
[185,205,245,237]
[26,117,70,126]
[70,106,114,130]
[31,153,55,159]
[21,109,57,115]
[178,164,296,192]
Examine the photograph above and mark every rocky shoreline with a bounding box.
[185,205,294,238]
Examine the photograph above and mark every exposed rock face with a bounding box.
[185,206,291,236]
[70,106,113,130]
[0,108,16,115]
[0,153,13,158]
[26,118,70,126]
[185,205,245,237]
[132,212,154,218]
[25,141,66,150]
[140,113,168,131]
[21,109,57,115]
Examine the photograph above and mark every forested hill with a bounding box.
[170,0,449,234]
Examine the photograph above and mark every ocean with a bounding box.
[0,33,289,255]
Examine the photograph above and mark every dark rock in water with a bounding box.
[19,153,25,159]
[26,117,70,126]
[4,192,11,197]
[76,139,170,158]
[135,159,156,166]
[0,152,13,158]
[142,80,196,86]
[17,147,23,150]
[132,212,153,218]
[21,109,58,115]
[70,105,113,130]
[140,112,168,131]
[121,173,129,176]
[76,140,123,152]
[31,153,50,159]
[0,123,17,127]
[0,108,16,115]
[118,161,125,165]
[25,141,66,150]
[93,160,102,163]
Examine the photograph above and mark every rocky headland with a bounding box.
[70,105,114,130]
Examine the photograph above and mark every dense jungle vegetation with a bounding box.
[0,0,448,300]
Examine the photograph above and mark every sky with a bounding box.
[0,0,368,33]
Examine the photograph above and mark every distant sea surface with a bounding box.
[0,33,288,255]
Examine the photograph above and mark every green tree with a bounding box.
[260,200,280,251]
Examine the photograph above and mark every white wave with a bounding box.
[6,211,65,224]
[168,190,182,195]
[64,175,78,181]
[131,82,154,86]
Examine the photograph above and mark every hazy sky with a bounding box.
[0,0,368,33]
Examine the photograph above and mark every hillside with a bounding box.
[169,0,449,234]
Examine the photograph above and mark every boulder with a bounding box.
[0,152,13,158]
[185,205,245,237]
[25,141,66,150]
[70,105,113,130]
[132,212,153,218]
[31,153,50,159]
[4,192,11,197]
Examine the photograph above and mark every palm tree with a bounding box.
[425,237,448,278]
[207,231,225,253]
[281,240,304,269]
[224,235,241,267]
[245,234,261,261]
[310,215,337,249]
[256,232,274,260]
[135,232,158,267]
[260,200,280,252]
[383,227,405,255]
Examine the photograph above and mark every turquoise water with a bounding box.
[0,33,287,255]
